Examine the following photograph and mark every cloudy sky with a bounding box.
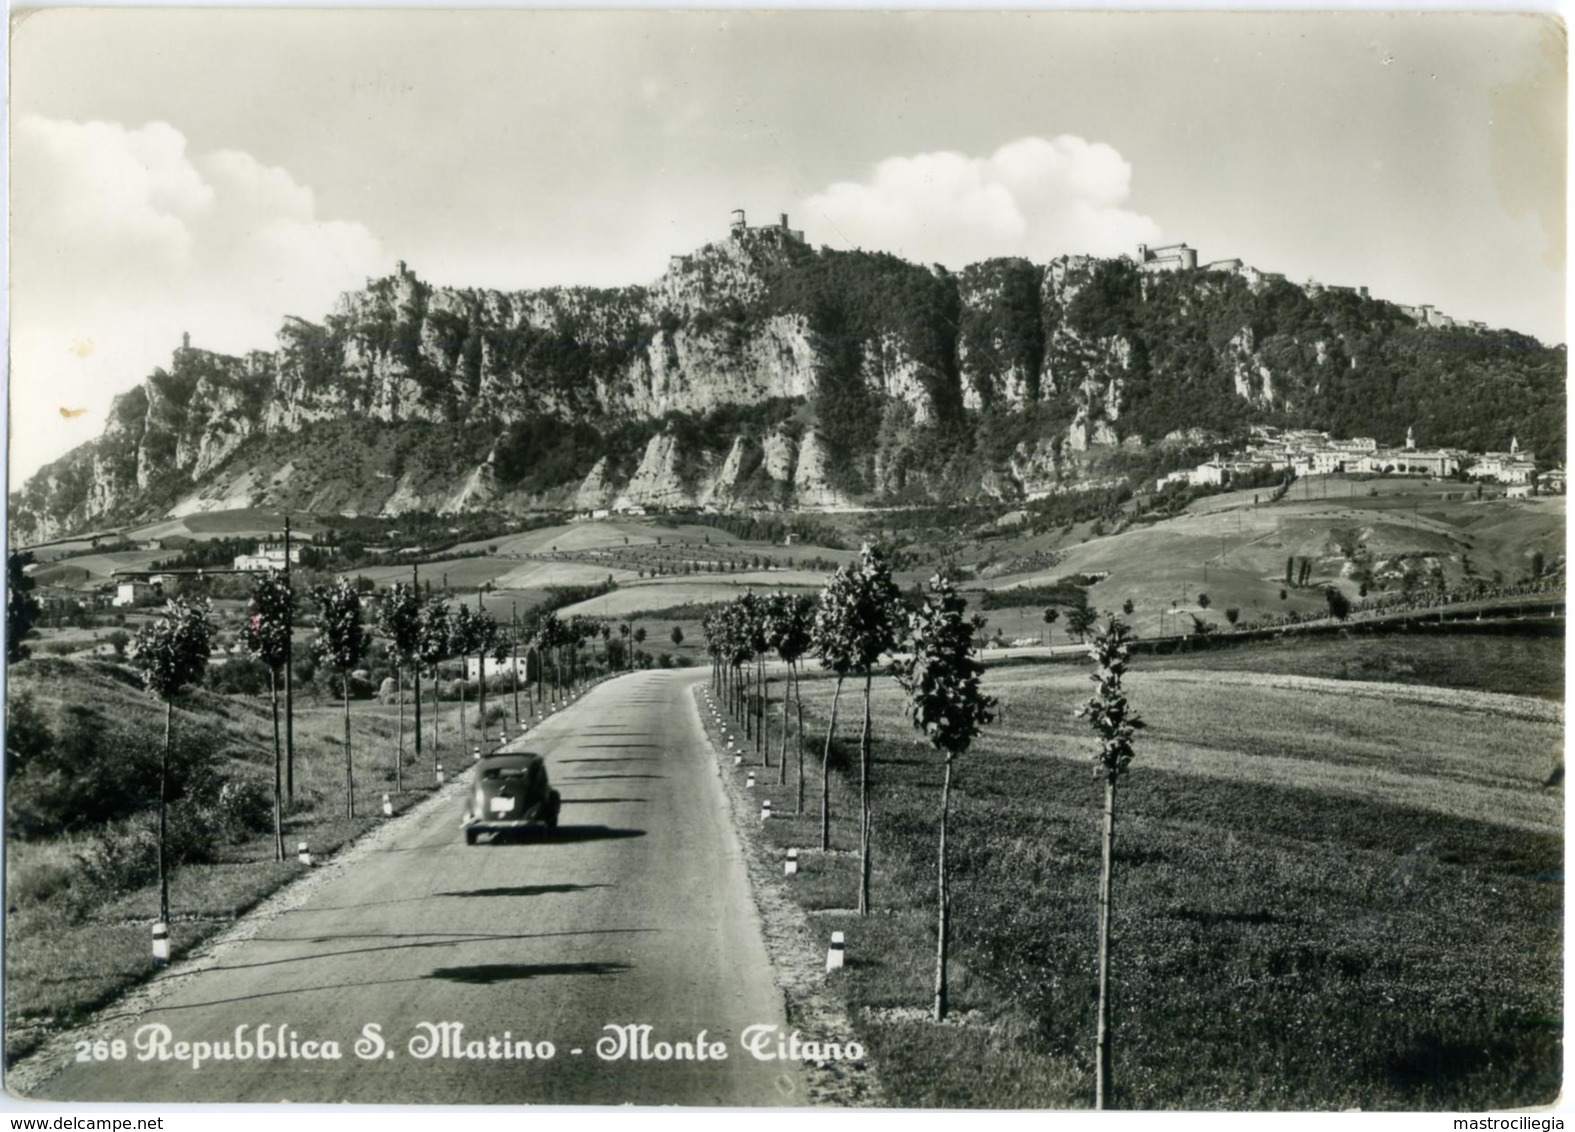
[9,9,1566,482]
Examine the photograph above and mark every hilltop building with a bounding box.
[1129,244,1481,328]
[730,209,805,245]
[467,656,527,681]
[1133,242,1198,273]
[233,541,302,572]
[112,580,158,607]
[1466,437,1537,485]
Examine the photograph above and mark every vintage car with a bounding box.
[463,753,561,844]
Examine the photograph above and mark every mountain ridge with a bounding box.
[12,218,1566,542]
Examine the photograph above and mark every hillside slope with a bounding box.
[13,224,1566,540]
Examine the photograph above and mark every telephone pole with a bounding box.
[283,516,296,806]
[412,562,422,777]
[476,588,486,743]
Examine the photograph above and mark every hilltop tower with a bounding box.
[726,209,805,245]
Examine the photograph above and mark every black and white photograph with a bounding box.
[3,7,1566,1114]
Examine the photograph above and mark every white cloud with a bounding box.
[802,135,1162,266]
[10,116,388,480]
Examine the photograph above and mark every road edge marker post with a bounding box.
[761,799,772,822]
[297,841,312,867]
[436,762,445,787]
[826,931,845,972]
[785,848,798,876]
[152,922,170,966]
[746,770,756,789]
[382,793,393,817]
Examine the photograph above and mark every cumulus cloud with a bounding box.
[10,115,387,479]
[802,136,1162,266]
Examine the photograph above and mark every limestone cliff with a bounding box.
[10,224,1564,542]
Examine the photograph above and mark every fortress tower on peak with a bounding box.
[729,209,805,245]
[1134,242,1198,273]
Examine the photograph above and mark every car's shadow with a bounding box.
[435,883,613,898]
[429,961,632,985]
[477,825,647,845]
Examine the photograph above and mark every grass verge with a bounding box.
[4,668,527,1067]
[698,650,1562,1109]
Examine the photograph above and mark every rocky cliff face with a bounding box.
[11,226,1565,542]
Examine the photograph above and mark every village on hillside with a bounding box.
[1158,426,1560,496]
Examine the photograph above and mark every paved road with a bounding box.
[32,671,806,1106]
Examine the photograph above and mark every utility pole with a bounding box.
[512,601,520,724]
[476,588,486,744]
[283,516,296,806]
[412,562,422,777]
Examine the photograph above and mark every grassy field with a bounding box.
[711,643,1562,1109]
[981,482,1563,639]
[1141,630,1565,701]
[3,657,520,1066]
[556,580,824,619]
[30,550,164,589]
[125,509,330,543]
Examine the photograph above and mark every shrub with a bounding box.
[205,657,272,696]
[214,774,275,841]
[5,691,52,780]
[9,854,79,909]
[78,818,161,895]
[6,709,220,838]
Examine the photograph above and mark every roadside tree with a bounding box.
[7,551,40,663]
[892,575,995,1021]
[417,601,451,769]
[375,582,422,793]
[245,573,294,859]
[1076,615,1145,1110]
[813,545,902,915]
[131,597,213,926]
[312,577,368,817]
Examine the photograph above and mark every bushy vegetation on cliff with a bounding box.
[11,246,1565,540]
[1069,261,1566,459]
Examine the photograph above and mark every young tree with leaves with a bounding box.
[131,597,213,926]
[375,582,422,793]
[417,601,450,769]
[892,575,995,1021]
[1076,615,1145,1110]
[470,604,502,738]
[767,592,815,798]
[813,545,902,913]
[446,603,482,739]
[245,573,294,859]
[313,578,368,817]
[736,592,771,761]
[1042,606,1059,647]
[7,551,40,663]
[670,624,685,648]
[1067,604,1099,643]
